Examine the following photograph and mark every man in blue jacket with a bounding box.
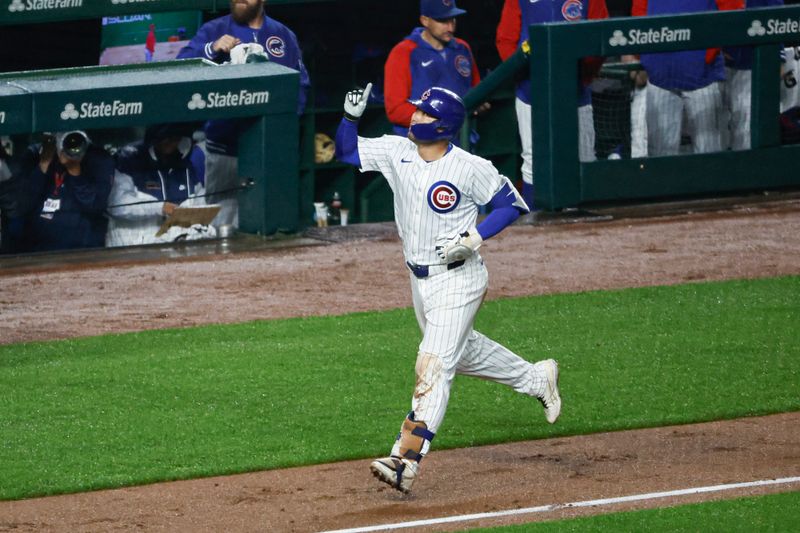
[384,0,483,138]
[177,0,310,228]
[17,131,113,252]
[177,0,310,112]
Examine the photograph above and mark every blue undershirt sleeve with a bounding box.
[335,117,361,167]
[476,183,525,240]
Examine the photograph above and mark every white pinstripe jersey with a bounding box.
[358,135,526,265]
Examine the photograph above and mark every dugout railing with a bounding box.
[468,5,800,211]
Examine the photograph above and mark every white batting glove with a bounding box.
[343,82,372,121]
[435,229,483,263]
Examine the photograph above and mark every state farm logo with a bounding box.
[60,103,79,120]
[748,18,800,37]
[60,100,143,120]
[187,93,207,110]
[609,30,628,46]
[608,26,691,47]
[427,181,461,214]
[187,89,270,111]
[8,0,83,12]
[748,20,767,37]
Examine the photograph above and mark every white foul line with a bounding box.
[319,476,800,533]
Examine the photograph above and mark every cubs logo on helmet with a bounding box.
[266,36,286,58]
[561,0,583,22]
[454,55,471,78]
[427,181,461,214]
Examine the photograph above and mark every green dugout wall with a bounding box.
[0,0,322,25]
[0,59,300,235]
[528,5,800,210]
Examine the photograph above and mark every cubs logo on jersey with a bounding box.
[427,181,461,214]
[561,0,583,22]
[454,55,471,78]
[266,36,286,58]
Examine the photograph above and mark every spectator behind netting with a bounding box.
[721,0,784,151]
[11,131,113,252]
[496,0,609,210]
[632,0,745,157]
[176,0,310,230]
[384,0,489,142]
[106,123,211,247]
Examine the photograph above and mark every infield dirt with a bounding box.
[1,196,799,531]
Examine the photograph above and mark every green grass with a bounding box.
[473,490,800,532]
[1,276,798,500]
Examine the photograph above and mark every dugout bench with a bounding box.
[0,59,301,235]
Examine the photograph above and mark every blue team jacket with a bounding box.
[115,142,203,204]
[508,0,603,106]
[177,12,310,112]
[639,0,728,91]
[22,146,114,252]
[177,12,311,153]
[386,28,478,136]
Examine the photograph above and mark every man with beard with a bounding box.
[177,0,310,229]
[178,0,309,104]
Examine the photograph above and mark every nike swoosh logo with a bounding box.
[421,60,433,67]
[401,158,413,163]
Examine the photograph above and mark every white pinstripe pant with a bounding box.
[646,82,723,156]
[406,257,547,442]
[721,67,752,151]
[515,98,597,185]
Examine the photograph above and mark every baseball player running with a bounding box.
[335,84,561,493]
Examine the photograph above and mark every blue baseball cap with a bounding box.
[420,0,466,19]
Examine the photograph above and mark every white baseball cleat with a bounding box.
[370,456,419,494]
[537,359,561,424]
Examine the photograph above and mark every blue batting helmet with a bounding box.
[408,87,466,142]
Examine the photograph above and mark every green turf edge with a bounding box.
[1,276,799,500]
[470,489,800,532]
